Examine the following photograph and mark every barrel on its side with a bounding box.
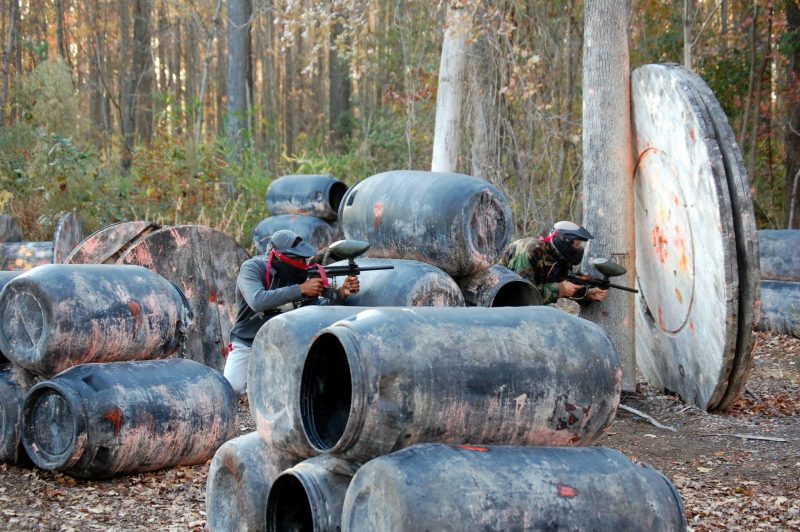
[300,306,621,462]
[250,306,368,459]
[0,364,38,465]
[0,241,54,270]
[206,431,299,532]
[335,258,465,307]
[0,215,22,243]
[0,271,23,364]
[456,264,542,306]
[266,455,358,532]
[342,444,686,532]
[757,230,800,282]
[21,359,236,478]
[0,264,191,376]
[266,175,349,221]
[252,215,335,255]
[757,280,800,337]
[339,170,512,276]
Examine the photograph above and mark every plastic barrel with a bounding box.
[342,444,686,531]
[456,264,543,306]
[338,170,512,277]
[757,230,800,282]
[0,264,191,376]
[757,280,800,337]
[21,359,236,479]
[266,174,349,221]
[299,306,621,462]
[0,271,23,364]
[252,214,335,255]
[0,364,38,465]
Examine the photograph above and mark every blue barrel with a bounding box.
[266,455,358,532]
[252,214,335,255]
[333,258,465,307]
[456,264,542,306]
[338,170,512,276]
[0,264,191,376]
[250,306,368,459]
[21,359,236,478]
[299,306,621,462]
[342,444,686,531]
[206,431,299,532]
[266,174,349,221]
[758,229,800,281]
[0,364,37,465]
[757,280,800,337]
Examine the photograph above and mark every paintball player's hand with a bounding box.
[338,276,360,299]
[585,287,608,302]
[558,280,584,299]
[300,278,326,297]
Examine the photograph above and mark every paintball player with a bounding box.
[498,220,608,305]
[223,229,359,395]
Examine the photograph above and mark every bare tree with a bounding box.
[225,0,253,179]
[785,0,800,228]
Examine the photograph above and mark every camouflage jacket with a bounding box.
[498,236,573,304]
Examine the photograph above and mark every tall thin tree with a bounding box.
[225,0,253,187]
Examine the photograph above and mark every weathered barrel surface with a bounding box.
[251,214,335,255]
[206,431,298,532]
[300,306,621,462]
[116,225,250,371]
[0,364,38,465]
[342,444,686,532]
[22,359,237,479]
[339,170,512,277]
[456,264,542,306]
[757,230,800,282]
[757,280,800,337]
[0,215,22,243]
[266,174,349,221]
[0,271,24,364]
[0,264,191,377]
[0,241,54,270]
[334,258,465,307]
[250,306,368,459]
[266,454,358,532]
[65,221,161,265]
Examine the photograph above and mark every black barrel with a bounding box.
[342,444,686,531]
[0,264,192,376]
[0,271,23,364]
[252,214,335,255]
[758,229,800,282]
[21,359,236,479]
[266,174,349,221]
[0,364,38,465]
[300,306,621,462]
[757,280,800,337]
[250,306,368,459]
[334,258,465,307]
[206,431,299,532]
[456,264,543,306]
[266,454,358,532]
[338,170,512,276]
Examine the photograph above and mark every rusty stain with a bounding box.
[658,306,664,330]
[373,202,384,233]
[651,226,668,263]
[104,407,124,436]
[128,301,141,337]
[557,484,578,498]
[674,288,683,304]
[458,445,490,453]
[222,454,243,481]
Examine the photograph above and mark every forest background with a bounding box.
[0,0,798,251]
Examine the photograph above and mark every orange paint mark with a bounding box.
[651,226,669,263]
[373,202,384,233]
[557,484,578,498]
[689,128,696,143]
[678,252,689,273]
[690,321,695,333]
[658,306,664,330]
[209,292,218,303]
[458,445,490,452]
[128,301,141,337]
[674,288,683,304]
[104,408,124,436]
[673,194,680,207]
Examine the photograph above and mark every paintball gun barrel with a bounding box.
[567,257,639,294]
[307,239,394,281]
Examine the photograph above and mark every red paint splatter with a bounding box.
[209,292,218,303]
[458,445,490,452]
[128,301,141,337]
[651,226,669,263]
[104,408,124,436]
[674,288,683,304]
[373,202,384,233]
[557,484,578,498]
[689,128,696,143]
[658,306,664,330]
[690,321,695,333]
[568,414,577,425]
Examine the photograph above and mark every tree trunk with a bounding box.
[683,0,692,69]
[88,0,103,137]
[785,0,800,228]
[329,18,351,145]
[581,0,636,391]
[1,0,17,127]
[431,5,471,173]
[215,15,226,138]
[120,0,135,172]
[55,0,68,62]
[173,18,183,134]
[132,0,154,145]
[225,0,252,179]
[195,0,223,145]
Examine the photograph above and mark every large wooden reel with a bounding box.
[65,221,161,264]
[631,64,760,410]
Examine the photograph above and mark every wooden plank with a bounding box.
[631,63,739,410]
[116,225,250,371]
[52,212,86,263]
[65,221,161,264]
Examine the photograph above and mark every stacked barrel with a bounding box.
[0,212,86,270]
[757,230,800,337]
[0,264,236,477]
[205,171,687,531]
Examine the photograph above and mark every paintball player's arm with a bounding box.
[238,260,324,311]
[337,275,360,299]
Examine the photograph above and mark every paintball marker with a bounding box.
[567,258,639,294]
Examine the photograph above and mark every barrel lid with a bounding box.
[22,380,87,470]
[0,284,47,370]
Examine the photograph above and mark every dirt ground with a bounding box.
[0,331,798,531]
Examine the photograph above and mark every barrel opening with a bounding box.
[266,475,314,532]
[300,333,351,451]
[22,387,77,467]
[491,282,542,307]
[329,182,349,214]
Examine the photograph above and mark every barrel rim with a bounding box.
[0,280,52,371]
[266,467,327,532]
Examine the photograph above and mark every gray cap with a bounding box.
[268,229,316,258]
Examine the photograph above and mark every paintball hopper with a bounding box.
[590,258,627,278]
[328,240,371,261]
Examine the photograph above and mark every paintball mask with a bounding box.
[548,221,593,266]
